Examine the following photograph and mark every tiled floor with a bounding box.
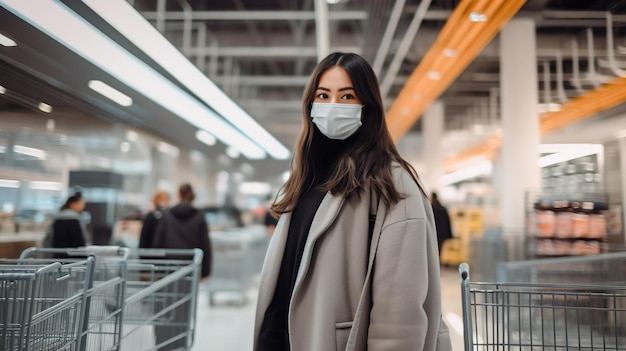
[191,266,465,350]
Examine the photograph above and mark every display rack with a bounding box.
[526,191,610,258]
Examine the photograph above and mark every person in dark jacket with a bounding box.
[138,190,170,248]
[150,183,212,351]
[152,184,212,276]
[431,192,454,255]
[42,193,89,254]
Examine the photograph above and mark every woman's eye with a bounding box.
[341,94,355,100]
[316,93,328,99]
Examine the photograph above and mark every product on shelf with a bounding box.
[535,210,555,237]
[588,214,606,239]
[528,191,612,258]
[555,212,573,238]
[572,213,590,238]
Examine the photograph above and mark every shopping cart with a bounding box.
[0,257,95,351]
[460,262,626,350]
[496,251,626,286]
[120,248,203,351]
[207,230,268,306]
[19,246,129,351]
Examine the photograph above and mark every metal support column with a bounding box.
[421,100,445,193]
[314,0,330,62]
[499,18,541,233]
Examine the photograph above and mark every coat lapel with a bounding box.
[288,193,345,318]
[254,212,291,340]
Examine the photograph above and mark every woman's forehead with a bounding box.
[317,66,353,88]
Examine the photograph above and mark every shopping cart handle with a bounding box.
[459,262,470,281]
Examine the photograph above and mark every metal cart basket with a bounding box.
[207,231,268,305]
[120,248,203,351]
[0,257,95,351]
[15,247,202,351]
[460,262,626,350]
[19,246,129,351]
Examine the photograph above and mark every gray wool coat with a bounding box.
[254,165,452,351]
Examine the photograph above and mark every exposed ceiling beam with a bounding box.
[213,73,581,87]
[141,10,368,21]
[537,19,626,27]
[182,46,362,57]
[386,0,532,141]
[541,11,626,20]
[379,0,432,97]
[444,77,626,171]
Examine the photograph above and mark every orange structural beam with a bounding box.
[541,77,626,134]
[444,76,626,171]
[386,0,528,141]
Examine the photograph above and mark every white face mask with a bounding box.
[310,102,363,140]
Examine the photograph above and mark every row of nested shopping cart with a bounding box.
[461,250,626,350]
[0,246,203,351]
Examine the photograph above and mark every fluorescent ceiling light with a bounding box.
[469,12,487,22]
[0,179,21,188]
[443,49,457,57]
[239,182,271,195]
[157,141,180,157]
[538,143,598,154]
[1,1,266,160]
[226,146,241,159]
[13,145,47,159]
[427,71,441,80]
[196,130,217,146]
[0,85,6,94]
[538,144,602,168]
[0,33,17,47]
[38,102,52,113]
[82,0,290,160]
[88,80,133,106]
[0,145,5,153]
[120,141,130,152]
[85,156,111,168]
[30,181,63,191]
[126,130,138,141]
[441,160,492,186]
[327,0,341,4]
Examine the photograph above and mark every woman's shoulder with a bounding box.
[390,163,422,196]
[387,163,430,221]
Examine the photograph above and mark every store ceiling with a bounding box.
[1,0,626,182]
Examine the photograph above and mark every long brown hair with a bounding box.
[271,52,423,217]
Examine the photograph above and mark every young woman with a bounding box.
[41,192,89,255]
[254,52,451,350]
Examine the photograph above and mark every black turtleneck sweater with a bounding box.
[259,127,359,351]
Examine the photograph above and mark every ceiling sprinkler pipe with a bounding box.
[586,28,601,87]
[605,12,626,78]
[570,39,584,93]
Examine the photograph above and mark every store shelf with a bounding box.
[526,191,610,258]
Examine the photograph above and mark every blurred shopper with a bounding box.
[431,192,454,255]
[41,192,89,258]
[254,53,451,351]
[151,183,212,351]
[138,190,170,248]
[41,192,89,255]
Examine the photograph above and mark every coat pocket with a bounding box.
[335,321,353,351]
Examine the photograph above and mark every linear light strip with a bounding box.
[1,0,266,159]
[82,0,290,160]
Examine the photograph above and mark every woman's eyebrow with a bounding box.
[316,86,355,91]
